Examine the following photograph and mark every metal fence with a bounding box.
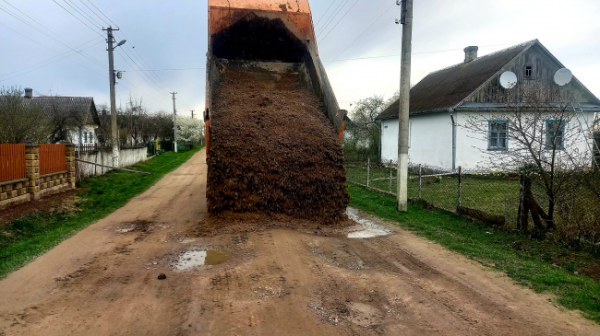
[0,144,26,183]
[39,144,66,175]
[346,160,528,228]
[345,160,600,249]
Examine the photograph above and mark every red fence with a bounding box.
[0,144,26,183]
[39,144,66,175]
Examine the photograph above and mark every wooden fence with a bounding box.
[0,144,26,183]
[39,144,66,175]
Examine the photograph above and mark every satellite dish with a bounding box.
[116,71,123,79]
[499,71,518,89]
[554,68,573,86]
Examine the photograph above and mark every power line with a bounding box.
[64,0,103,29]
[51,0,104,37]
[79,0,110,26]
[0,2,106,68]
[316,0,348,36]
[0,41,103,83]
[86,0,118,28]
[313,0,337,27]
[332,3,395,61]
[324,42,523,63]
[0,38,100,79]
[319,0,360,43]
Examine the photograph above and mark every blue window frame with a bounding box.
[488,120,509,151]
[546,120,565,150]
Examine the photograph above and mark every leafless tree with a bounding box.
[0,87,52,143]
[463,83,594,231]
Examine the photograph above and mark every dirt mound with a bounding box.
[207,70,349,223]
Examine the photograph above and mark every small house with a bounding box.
[375,40,600,170]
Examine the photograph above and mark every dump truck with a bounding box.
[205,0,349,223]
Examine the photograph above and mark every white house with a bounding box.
[376,40,600,170]
[23,88,100,146]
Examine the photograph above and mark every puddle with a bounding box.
[346,208,392,239]
[173,250,229,271]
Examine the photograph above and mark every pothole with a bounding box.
[173,250,229,271]
[346,208,392,239]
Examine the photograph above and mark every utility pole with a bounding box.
[396,0,413,212]
[191,110,195,119]
[103,26,126,167]
[171,92,178,153]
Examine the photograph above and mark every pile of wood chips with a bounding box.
[207,70,349,223]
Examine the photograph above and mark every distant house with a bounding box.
[375,40,600,170]
[23,88,101,146]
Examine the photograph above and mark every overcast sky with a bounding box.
[1,0,599,118]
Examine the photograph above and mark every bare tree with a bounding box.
[0,87,52,143]
[463,83,594,231]
[346,95,386,161]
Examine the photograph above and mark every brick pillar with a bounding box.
[66,143,76,188]
[25,143,41,201]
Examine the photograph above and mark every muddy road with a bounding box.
[0,149,598,335]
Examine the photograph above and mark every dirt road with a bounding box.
[0,149,598,335]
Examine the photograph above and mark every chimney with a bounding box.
[464,46,478,63]
[24,88,33,99]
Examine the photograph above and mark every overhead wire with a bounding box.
[51,0,104,37]
[64,0,103,29]
[86,0,118,28]
[0,3,105,68]
[332,3,396,61]
[316,0,348,36]
[319,0,361,43]
[0,40,104,83]
[313,0,337,27]
[0,37,100,79]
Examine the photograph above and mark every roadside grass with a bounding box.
[347,183,600,323]
[0,146,202,278]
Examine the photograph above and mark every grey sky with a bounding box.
[1,0,599,118]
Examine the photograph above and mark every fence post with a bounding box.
[517,174,530,233]
[367,158,370,187]
[389,160,393,193]
[418,164,422,199]
[25,143,41,201]
[458,166,462,207]
[65,144,76,189]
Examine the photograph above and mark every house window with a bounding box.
[525,66,532,78]
[84,132,88,144]
[488,120,508,150]
[546,120,565,150]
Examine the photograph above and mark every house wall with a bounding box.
[68,125,98,146]
[455,110,596,169]
[381,113,453,168]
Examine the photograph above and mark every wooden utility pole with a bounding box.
[396,0,413,212]
[171,92,178,153]
[191,110,195,119]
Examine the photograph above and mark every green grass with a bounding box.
[0,146,202,278]
[347,183,600,323]
[347,165,523,226]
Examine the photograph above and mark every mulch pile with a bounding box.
[207,70,349,224]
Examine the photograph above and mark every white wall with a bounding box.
[381,113,453,168]
[455,111,596,170]
[75,148,147,180]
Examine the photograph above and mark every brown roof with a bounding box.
[376,40,535,120]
